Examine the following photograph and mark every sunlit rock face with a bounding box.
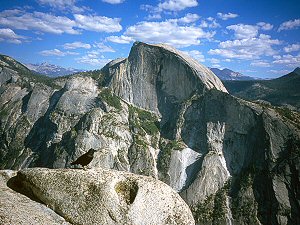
[0,168,195,225]
[1,43,300,225]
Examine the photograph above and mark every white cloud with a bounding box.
[106,35,133,44]
[158,0,198,11]
[36,0,85,13]
[0,28,25,44]
[272,54,300,68]
[102,0,125,4]
[0,9,122,34]
[141,0,198,19]
[227,24,258,39]
[93,42,115,52]
[284,43,300,53]
[76,51,111,66]
[169,13,200,24]
[122,20,215,48]
[74,14,122,33]
[250,60,271,67]
[278,19,300,31]
[183,50,205,62]
[39,49,79,56]
[217,12,238,20]
[209,34,281,60]
[257,22,273,31]
[269,69,290,74]
[0,10,79,34]
[209,58,220,64]
[211,64,221,68]
[199,17,220,29]
[63,41,91,49]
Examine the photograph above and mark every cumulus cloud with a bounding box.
[217,12,238,20]
[284,43,300,53]
[0,10,79,34]
[169,13,200,24]
[227,24,259,39]
[183,50,205,62]
[250,60,271,67]
[63,41,91,49]
[278,19,300,31]
[209,58,220,64]
[102,0,125,4]
[76,50,111,66]
[199,17,220,29]
[209,34,281,60]
[121,19,215,48]
[141,0,198,19]
[74,14,122,33]
[269,69,290,75]
[257,22,273,31]
[0,28,25,44]
[36,0,85,13]
[0,9,122,34]
[106,35,133,44]
[93,42,115,52]
[158,0,198,11]
[272,54,300,67]
[39,49,79,56]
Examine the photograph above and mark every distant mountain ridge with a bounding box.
[224,67,300,110]
[26,62,84,77]
[209,67,258,80]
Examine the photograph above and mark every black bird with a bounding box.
[70,148,96,169]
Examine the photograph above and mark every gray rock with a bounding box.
[15,168,195,225]
[0,170,70,225]
[103,42,227,114]
[1,44,300,225]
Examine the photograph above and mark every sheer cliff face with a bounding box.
[1,43,300,225]
[103,42,227,114]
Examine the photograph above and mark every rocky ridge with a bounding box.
[1,42,300,224]
[26,62,84,77]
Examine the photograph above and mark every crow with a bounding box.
[70,148,96,169]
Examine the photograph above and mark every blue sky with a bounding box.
[0,0,299,78]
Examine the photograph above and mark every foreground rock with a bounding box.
[3,168,194,225]
[0,170,70,225]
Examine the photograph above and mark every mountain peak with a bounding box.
[209,67,257,80]
[25,62,83,77]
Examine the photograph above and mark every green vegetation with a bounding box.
[0,109,9,118]
[231,196,258,224]
[128,106,159,136]
[192,181,231,224]
[157,139,185,178]
[99,88,122,110]
[230,169,259,224]
[276,107,293,120]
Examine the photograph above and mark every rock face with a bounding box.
[0,170,70,225]
[1,44,300,225]
[1,168,194,225]
[103,42,227,115]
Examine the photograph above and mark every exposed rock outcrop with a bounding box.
[1,43,300,225]
[0,170,70,225]
[0,168,195,225]
[103,42,227,115]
